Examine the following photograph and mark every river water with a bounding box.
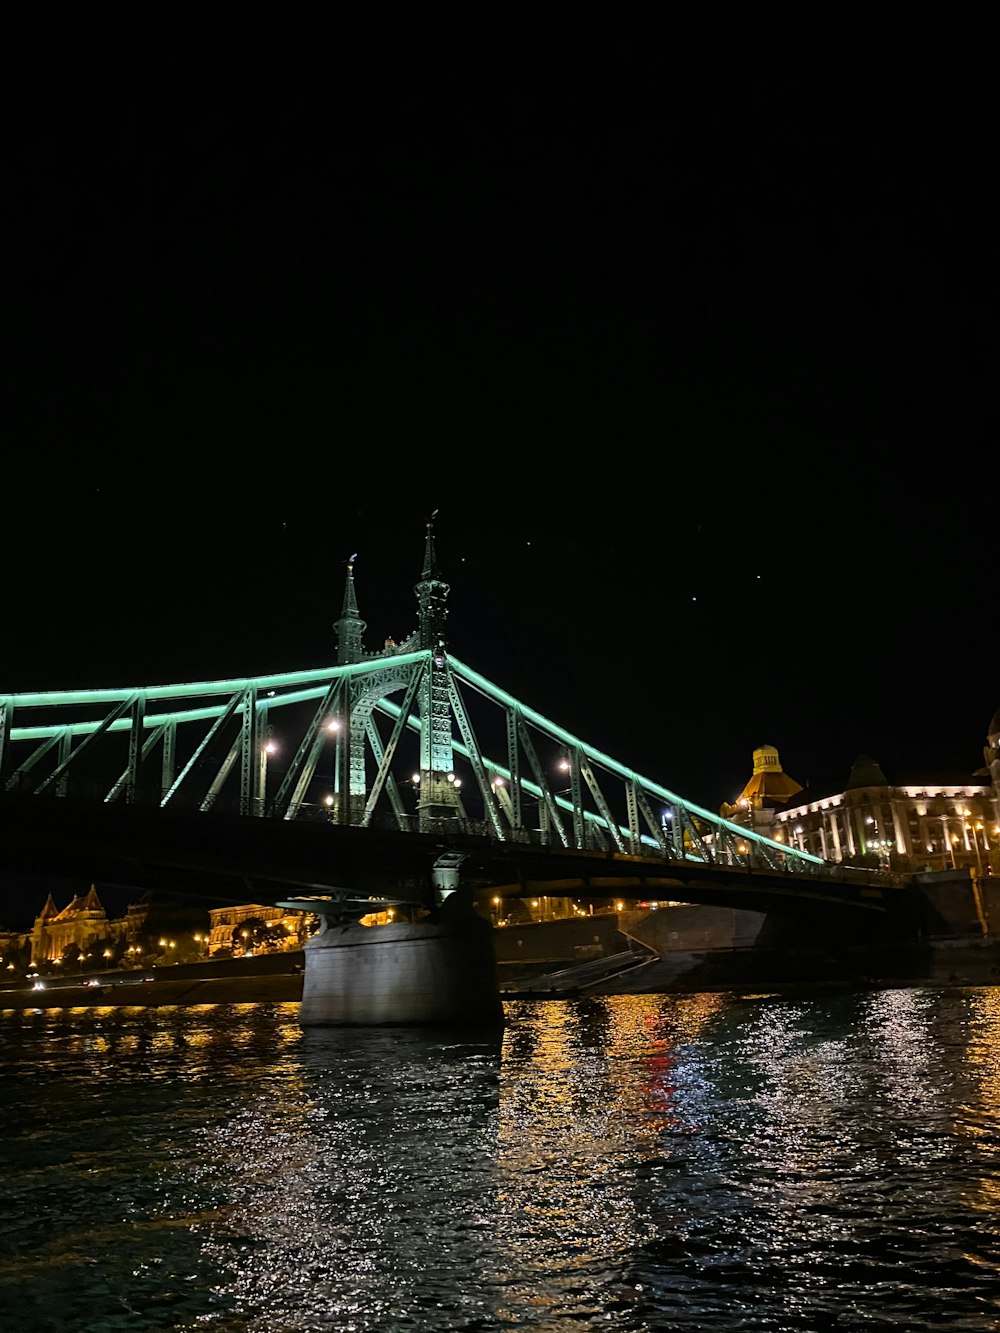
[1,988,998,1333]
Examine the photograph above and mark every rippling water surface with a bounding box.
[1,988,999,1332]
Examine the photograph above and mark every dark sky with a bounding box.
[5,64,996,826]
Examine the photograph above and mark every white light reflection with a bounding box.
[195,1026,505,1329]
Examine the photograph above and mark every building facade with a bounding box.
[29,886,149,964]
[722,707,1000,877]
[206,903,317,956]
[771,759,999,874]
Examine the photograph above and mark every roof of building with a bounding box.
[50,885,106,923]
[845,755,889,790]
[36,893,59,922]
[738,745,804,807]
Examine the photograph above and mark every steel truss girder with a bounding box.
[163,689,245,809]
[516,716,569,847]
[0,649,842,884]
[505,705,522,830]
[4,729,65,793]
[632,783,667,854]
[363,714,410,831]
[446,673,505,840]
[579,756,626,853]
[0,699,10,787]
[108,719,171,803]
[361,665,424,829]
[36,692,140,799]
[273,677,346,821]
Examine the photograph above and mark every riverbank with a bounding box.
[0,970,304,1011]
[4,933,1000,1012]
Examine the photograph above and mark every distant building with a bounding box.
[725,744,804,814]
[722,709,1000,876]
[206,903,316,956]
[29,885,149,964]
[0,927,25,965]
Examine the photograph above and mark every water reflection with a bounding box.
[194,1025,505,1331]
[0,991,998,1331]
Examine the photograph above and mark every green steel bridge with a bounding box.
[0,521,910,923]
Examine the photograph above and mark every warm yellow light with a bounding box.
[615,901,624,912]
[492,896,501,906]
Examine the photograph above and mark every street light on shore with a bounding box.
[865,816,892,870]
[962,808,985,875]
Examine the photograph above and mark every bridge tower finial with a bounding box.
[421,509,438,581]
[413,512,459,828]
[334,552,367,664]
[415,511,449,653]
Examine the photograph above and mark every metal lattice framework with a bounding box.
[1,648,844,881]
[1,521,899,896]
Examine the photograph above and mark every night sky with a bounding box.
[6,65,996,842]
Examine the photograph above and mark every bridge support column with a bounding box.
[299,894,504,1029]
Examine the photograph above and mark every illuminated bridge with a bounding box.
[0,521,911,928]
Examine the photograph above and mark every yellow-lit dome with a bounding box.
[737,745,804,809]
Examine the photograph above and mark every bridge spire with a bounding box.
[421,510,438,581]
[413,512,459,828]
[415,510,449,653]
[334,553,367,664]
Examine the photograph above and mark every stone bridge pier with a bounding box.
[289,854,505,1029]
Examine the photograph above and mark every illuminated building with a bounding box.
[206,902,317,956]
[724,710,1000,875]
[28,885,148,963]
[728,744,804,813]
